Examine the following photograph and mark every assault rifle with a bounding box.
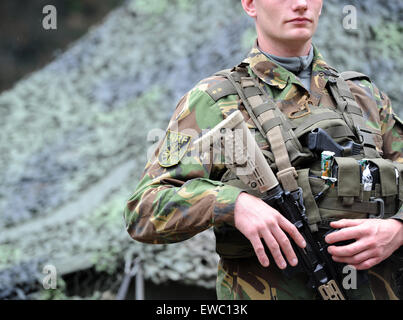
[194,111,347,300]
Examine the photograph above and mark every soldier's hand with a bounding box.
[325,218,403,270]
[234,192,306,269]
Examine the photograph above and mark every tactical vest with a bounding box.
[205,63,403,259]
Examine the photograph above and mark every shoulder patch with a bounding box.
[157,130,192,168]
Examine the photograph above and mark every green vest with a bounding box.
[205,63,403,259]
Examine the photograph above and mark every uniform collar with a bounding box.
[243,40,339,90]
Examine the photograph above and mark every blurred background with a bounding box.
[0,0,402,300]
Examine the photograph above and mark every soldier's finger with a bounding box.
[330,219,365,229]
[327,239,367,257]
[351,257,380,270]
[248,234,270,267]
[325,225,364,244]
[331,248,376,265]
[271,225,298,267]
[278,215,306,249]
[261,229,287,269]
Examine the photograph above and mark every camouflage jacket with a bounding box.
[123,43,403,298]
[124,42,403,241]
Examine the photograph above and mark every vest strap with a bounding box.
[253,102,277,117]
[206,75,238,101]
[341,71,371,82]
[241,75,299,192]
[328,72,381,159]
[318,198,394,216]
[261,117,283,133]
[216,64,300,192]
[296,169,322,230]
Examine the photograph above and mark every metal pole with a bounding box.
[135,260,144,300]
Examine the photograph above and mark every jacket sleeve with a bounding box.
[375,85,403,221]
[123,81,243,244]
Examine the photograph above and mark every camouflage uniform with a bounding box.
[124,42,403,300]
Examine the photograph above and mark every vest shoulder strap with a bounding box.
[340,71,371,82]
[205,69,239,102]
[328,72,381,158]
[207,64,300,192]
[206,66,270,139]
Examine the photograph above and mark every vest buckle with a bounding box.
[368,197,385,219]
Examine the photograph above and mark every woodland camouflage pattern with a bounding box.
[124,42,403,300]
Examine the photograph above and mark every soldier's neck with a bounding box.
[257,36,312,57]
[260,46,313,72]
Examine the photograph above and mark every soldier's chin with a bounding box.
[286,30,313,43]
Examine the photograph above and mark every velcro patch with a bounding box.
[158,130,192,167]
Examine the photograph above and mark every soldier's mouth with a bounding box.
[286,17,312,24]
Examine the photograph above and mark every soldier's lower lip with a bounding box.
[288,20,311,25]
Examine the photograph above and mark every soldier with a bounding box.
[124,0,403,299]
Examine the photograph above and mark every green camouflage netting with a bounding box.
[0,0,401,299]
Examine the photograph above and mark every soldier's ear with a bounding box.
[241,0,257,18]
